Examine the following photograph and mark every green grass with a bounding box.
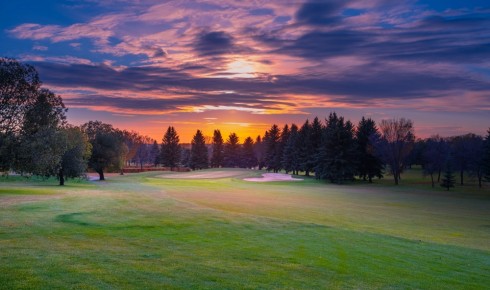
[0,169,489,289]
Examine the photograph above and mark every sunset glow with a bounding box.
[1,0,489,142]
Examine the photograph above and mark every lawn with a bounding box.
[0,169,489,289]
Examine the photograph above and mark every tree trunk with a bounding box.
[430,174,434,188]
[98,170,105,181]
[368,176,372,183]
[58,169,65,186]
[305,170,309,177]
[437,170,441,182]
[460,169,464,185]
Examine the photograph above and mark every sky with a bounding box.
[1,0,489,142]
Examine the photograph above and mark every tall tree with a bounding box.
[161,126,181,170]
[376,118,415,185]
[210,129,224,168]
[356,117,383,183]
[190,130,209,170]
[282,123,300,175]
[240,136,257,168]
[450,133,480,186]
[483,129,490,182]
[422,135,449,187]
[298,120,312,176]
[82,121,125,180]
[315,113,357,183]
[15,88,67,178]
[223,133,240,167]
[308,117,323,175]
[254,135,266,170]
[0,58,40,135]
[58,127,91,186]
[17,128,67,178]
[264,124,281,172]
[150,140,160,166]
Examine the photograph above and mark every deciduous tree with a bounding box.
[376,118,415,185]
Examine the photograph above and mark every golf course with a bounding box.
[1,169,489,289]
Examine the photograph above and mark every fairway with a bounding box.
[1,169,489,289]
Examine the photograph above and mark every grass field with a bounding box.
[1,169,489,289]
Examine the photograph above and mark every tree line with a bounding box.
[2,58,490,188]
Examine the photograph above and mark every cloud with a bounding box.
[194,31,236,56]
[295,0,346,25]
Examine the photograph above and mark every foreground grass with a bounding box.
[0,169,489,289]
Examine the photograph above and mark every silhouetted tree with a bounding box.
[240,136,257,168]
[298,120,311,176]
[450,133,481,186]
[483,129,490,182]
[282,124,301,175]
[150,140,160,166]
[315,113,357,183]
[440,163,456,191]
[466,135,485,188]
[356,117,383,183]
[0,58,40,135]
[264,124,281,172]
[376,118,415,185]
[254,135,266,170]
[190,130,208,170]
[161,126,181,170]
[223,133,240,167]
[308,117,323,175]
[423,135,449,187]
[210,129,224,167]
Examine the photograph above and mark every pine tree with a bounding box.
[440,163,456,191]
[223,133,240,167]
[240,136,257,168]
[282,123,300,175]
[298,120,311,176]
[161,126,181,170]
[254,135,266,170]
[356,117,383,183]
[150,140,160,166]
[190,130,209,170]
[210,129,224,168]
[483,129,490,182]
[315,113,357,183]
[308,117,323,175]
[264,124,281,172]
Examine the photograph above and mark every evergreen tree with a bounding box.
[254,135,266,170]
[308,117,323,175]
[315,113,357,183]
[223,133,240,167]
[150,140,160,166]
[298,120,312,176]
[210,129,224,167]
[440,163,456,191]
[282,123,300,175]
[276,124,290,170]
[356,117,383,183]
[161,126,181,170]
[483,129,490,182]
[264,124,281,172]
[240,136,257,168]
[190,130,209,170]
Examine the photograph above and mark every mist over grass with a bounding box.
[0,169,489,288]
